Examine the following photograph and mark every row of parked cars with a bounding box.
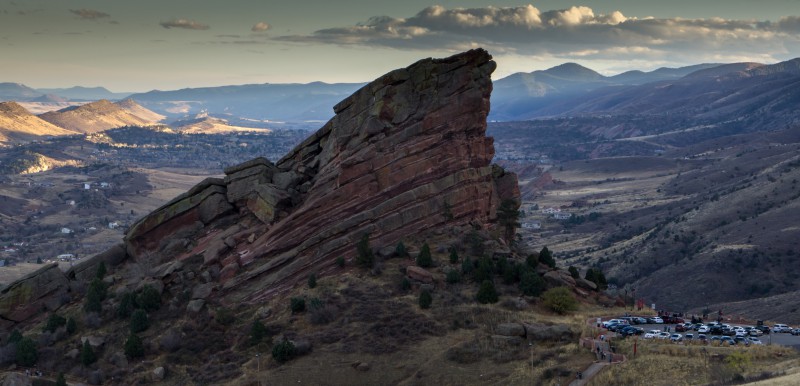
[641,330,764,346]
[602,317,800,338]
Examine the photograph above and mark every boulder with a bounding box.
[81,335,106,348]
[576,278,598,291]
[543,270,576,288]
[292,339,313,355]
[0,373,32,386]
[406,266,434,284]
[153,367,166,381]
[191,283,214,300]
[354,362,370,372]
[187,299,205,313]
[495,323,526,337]
[0,263,69,322]
[490,335,524,346]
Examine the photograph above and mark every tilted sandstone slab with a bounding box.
[123,48,519,302]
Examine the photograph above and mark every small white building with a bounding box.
[542,207,561,214]
[553,212,572,220]
[68,200,76,206]
[522,221,542,229]
[100,182,111,188]
[61,227,73,234]
[84,183,91,190]
[108,222,119,229]
[57,254,75,261]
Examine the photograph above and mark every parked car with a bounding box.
[791,328,800,336]
[644,330,660,339]
[634,317,648,324]
[720,336,736,346]
[670,333,683,342]
[733,336,750,346]
[749,328,763,336]
[675,324,688,332]
[648,317,664,324]
[602,319,626,328]
[685,333,694,340]
[697,334,708,343]
[773,324,791,333]
[657,332,670,339]
[755,325,771,334]
[697,325,710,333]
[748,337,764,345]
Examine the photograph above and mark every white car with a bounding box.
[748,337,763,345]
[670,333,683,342]
[773,324,791,333]
[649,317,664,324]
[644,330,660,339]
[698,325,710,333]
[657,332,670,339]
[602,319,627,328]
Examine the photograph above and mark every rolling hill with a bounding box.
[38,99,163,133]
[0,101,80,143]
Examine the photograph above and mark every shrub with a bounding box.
[15,337,37,367]
[526,253,539,268]
[539,246,556,268]
[307,273,317,289]
[725,351,752,373]
[541,287,578,314]
[95,261,107,279]
[417,243,433,267]
[476,280,499,304]
[81,341,97,366]
[502,262,520,284]
[446,269,461,284]
[272,339,296,363]
[130,309,149,333]
[308,299,336,325]
[584,268,608,290]
[250,320,267,345]
[419,290,433,309]
[290,298,306,314]
[356,234,374,268]
[117,292,136,319]
[519,269,545,296]
[400,278,411,292]
[44,313,66,333]
[215,307,236,326]
[56,373,67,386]
[84,278,107,313]
[336,256,346,268]
[449,247,459,263]
[568,266,580,278]
[395,241,408,257]
[461,257,474,275]
[472,257,494,283]
[7,330,22,344]
[124,333,144,359]
[66,317,77,334]
[136,285,161,311]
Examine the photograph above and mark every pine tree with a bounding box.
[130,309,149,333]
[448,247,459,263]
[539,246,556,268]
[81,341,97,366]
[416,243,433,267]
[124,333,144,359]
[476,280,499,304]
[355,234,374,268]
[419,290,433,309]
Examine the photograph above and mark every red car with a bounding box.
[675,324,688,332]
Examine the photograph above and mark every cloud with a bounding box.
[252,22,271,32]
[160,18,210,30]
[275,4,800,66]
[70,9,110,20]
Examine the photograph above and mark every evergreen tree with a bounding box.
[519,268,546,296]
[81,341,97,366]
[568,266,580,279]
[250,320,267,345]
[355,233,374,268]
[7,330,22,344]
[476,280,499,304]
[124,333,144,359]
[416,243,433,268]
[56,373,67,386]
[136,285,161,311]
[271,339,296,363]
[307,273,317,289]
[496,198,520,242]
[117,292,136,319]
[448,247,459,263]
[84,278,107,313]
[539,246,556,268]
[395,241,408,257]
[130,309,149,333]
[44,313,66,333]
[15,337,37,367]
[418,290,432,309]
[95,261,107,279]
[66,317,77,334]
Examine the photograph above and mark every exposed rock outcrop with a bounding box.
[122,48,518,302]
[0,49,519,326]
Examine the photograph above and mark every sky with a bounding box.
[1,0,799,92]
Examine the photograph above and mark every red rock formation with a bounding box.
[123,48,519,303]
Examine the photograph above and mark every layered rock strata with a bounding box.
[0,49,519,323]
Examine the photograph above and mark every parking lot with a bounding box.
[600,318,800,351]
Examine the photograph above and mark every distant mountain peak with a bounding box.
[541,62,603,80]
